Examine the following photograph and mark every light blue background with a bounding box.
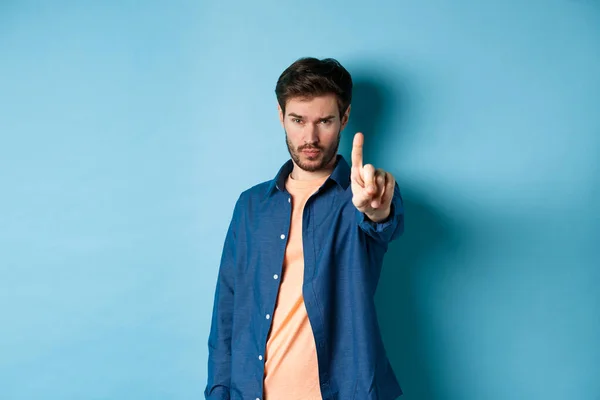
[1,1,599,399]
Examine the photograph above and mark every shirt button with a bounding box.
[280,234,285,239]
[273,274,278,280]
[266,314,271,320]
[258,355,263,361]
[288,197,291,203]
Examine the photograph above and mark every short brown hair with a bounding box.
[275,57,353,118]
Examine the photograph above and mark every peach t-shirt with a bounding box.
[263,172,330,400]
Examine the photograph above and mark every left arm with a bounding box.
[351,132,405,244]
[357,181,404,244]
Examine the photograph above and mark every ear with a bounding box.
[341,104,351,131]
[278,104,284,127]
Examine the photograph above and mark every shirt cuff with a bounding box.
[357,202,397,233]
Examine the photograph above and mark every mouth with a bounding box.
[302,149,320,156]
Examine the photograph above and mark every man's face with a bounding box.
[279,94,350,173]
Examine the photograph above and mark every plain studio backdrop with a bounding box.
[1,1,599,399]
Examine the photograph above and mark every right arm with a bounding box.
[204,196,241,399]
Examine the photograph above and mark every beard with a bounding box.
[285,129,341,172]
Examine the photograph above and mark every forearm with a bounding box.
[205,284,233,397]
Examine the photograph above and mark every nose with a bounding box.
[305,123,319,144]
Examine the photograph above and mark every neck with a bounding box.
[290,155,337,181]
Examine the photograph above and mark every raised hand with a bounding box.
[351,132,396,223]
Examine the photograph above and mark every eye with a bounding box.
[320,119,332,125]
[292,118,303,124]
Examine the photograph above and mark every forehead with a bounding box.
[285,94,338,117]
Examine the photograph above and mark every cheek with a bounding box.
[320,124,341,139]
[285,125,303,144]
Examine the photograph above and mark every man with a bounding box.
[205,57,405,400]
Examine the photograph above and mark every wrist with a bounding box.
[364,206,391,223]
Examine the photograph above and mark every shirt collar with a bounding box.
[264,154,351,199]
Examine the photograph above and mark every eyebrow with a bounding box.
[287,113,336,121]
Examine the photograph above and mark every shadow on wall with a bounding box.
[342,73,462,400]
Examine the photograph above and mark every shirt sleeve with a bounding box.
[204,195,243,400]
[356,182,405,245]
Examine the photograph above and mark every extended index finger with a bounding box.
[352,132,364,169]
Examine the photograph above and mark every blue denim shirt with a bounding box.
[205,154,405,400]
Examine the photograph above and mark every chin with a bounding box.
[304,155,321,162]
